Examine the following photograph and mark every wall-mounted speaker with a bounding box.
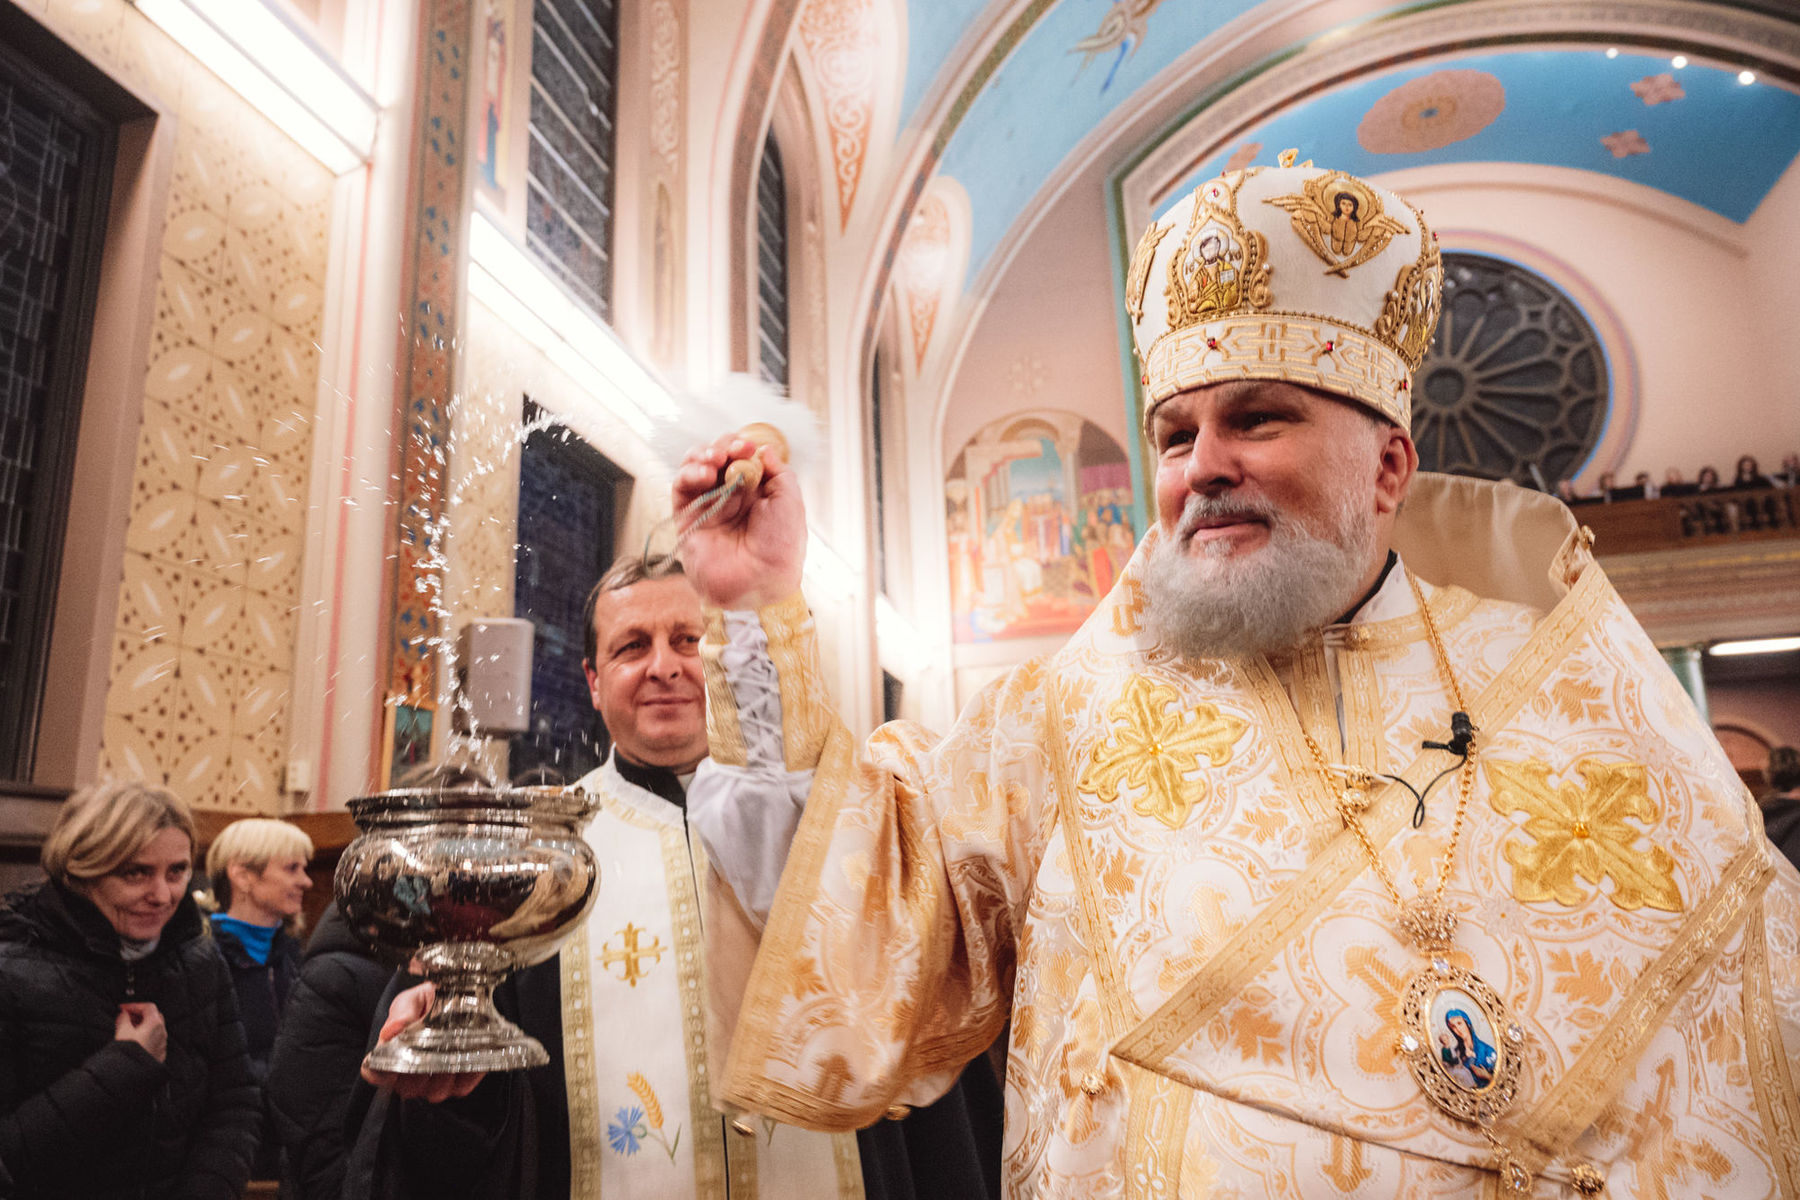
[458,618,535,736]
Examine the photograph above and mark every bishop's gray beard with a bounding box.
[1139,487,1378,660]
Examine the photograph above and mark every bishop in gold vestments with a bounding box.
[678,161,1800,1199]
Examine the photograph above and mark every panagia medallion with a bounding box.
[1395,957,1526,1126]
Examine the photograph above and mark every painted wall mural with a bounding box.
[946,411,1135,643]
[1356,68,1505,155]
[1070,0,1167,92]
[476,0,510,193]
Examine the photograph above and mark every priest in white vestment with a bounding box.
[353,555,1001,1200]
[676,159,1800,1199]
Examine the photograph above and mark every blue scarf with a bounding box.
[212,913,279,964]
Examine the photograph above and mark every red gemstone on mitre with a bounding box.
[1323,339,1335,353]
[1206,337,1219,350]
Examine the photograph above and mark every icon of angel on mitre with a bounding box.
[1267,171,1409,277]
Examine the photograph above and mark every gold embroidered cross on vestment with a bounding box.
[600,923,665,987]
[1486,756,1683,913]
[1079,674,1247,829]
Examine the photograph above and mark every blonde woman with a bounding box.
[0,782,258,1199]
[206,817,314,1179]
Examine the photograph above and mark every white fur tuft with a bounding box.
[647,374,821,475]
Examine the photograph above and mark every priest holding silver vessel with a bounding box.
[346,554,1003,1200]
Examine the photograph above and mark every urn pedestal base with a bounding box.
[364,946,552,1073]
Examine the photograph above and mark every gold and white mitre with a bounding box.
[1127,153,1440,430]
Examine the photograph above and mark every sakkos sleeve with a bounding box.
[696,592,1061,1132]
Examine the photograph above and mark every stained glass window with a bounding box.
[755,134,790,388]
[527,0,619,320]
[1415,253,1608,484]
[0,45,112,781]
[511,403,623,781]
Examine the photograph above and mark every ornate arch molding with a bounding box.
[845,0,1062,389]
[1114,0,1800,234]
[790,0,904,233]
[891,176,972,380]
[728,0,806,372]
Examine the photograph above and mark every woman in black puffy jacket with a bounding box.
[0,781,259,1199]
[267,899,393,1200]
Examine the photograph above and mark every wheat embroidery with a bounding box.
[606,1072,681,1161]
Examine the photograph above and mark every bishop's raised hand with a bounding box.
[673,432,807,611]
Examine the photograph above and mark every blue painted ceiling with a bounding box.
[1165,48,1800,223]
[896,3,1800,282]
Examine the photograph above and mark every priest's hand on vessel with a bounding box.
[674,432,806,610]
[359,981,486,1102]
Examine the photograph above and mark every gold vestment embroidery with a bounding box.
[1079,674,1247,829]
[1485,757,1683,913]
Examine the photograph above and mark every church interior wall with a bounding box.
[19,0,336,820]
[1708,680,1800,765]
[1381,162,1795,486]
[1740,153,1800,443]
[937,178,1128,474]
[8,0,1794,826]
[36,113,173,794]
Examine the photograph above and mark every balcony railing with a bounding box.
[1573,486,1799,556]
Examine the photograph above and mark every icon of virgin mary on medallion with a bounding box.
[1396,960,1527,1124]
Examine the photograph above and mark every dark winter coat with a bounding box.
[0,880,260,1200]
[213,916,304,1180]
[342,956,1003,1200]
[266,901,396,1200]
[1763,790,1800,872]
[211,918,303,1078]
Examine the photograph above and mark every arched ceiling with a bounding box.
[883,1,1800,291]
[1162,48,1800,224]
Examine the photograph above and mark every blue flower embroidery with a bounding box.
[607,1106,644,1155]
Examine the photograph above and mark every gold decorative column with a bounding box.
[382,0,478,783]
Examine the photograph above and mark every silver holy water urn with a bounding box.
[336,782,597,1072]
[337,619,599,1072]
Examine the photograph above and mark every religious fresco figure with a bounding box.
[944,417,1135,642]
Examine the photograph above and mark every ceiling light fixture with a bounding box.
[1739,70,1756,85]
[133,0,377,174]
[1671,54,1689,69]
[1707,636,1800,657]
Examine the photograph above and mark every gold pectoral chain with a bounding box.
[1294,573,1592,1195]
[1297,573,1475,917]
